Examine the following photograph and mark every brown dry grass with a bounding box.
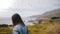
[45,23,60,34]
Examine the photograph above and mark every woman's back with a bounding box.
[13,24,28,34]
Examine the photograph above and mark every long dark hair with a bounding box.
[12,13,25,26]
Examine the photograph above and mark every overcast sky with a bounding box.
[0,0,60,24]
[0,0,60,18]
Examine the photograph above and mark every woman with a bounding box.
[12,13,28,34]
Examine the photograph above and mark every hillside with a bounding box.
[27,8,60,19]
[40,8,60,18]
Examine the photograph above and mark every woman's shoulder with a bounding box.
[13,24,28,30]
[13,25,21,30]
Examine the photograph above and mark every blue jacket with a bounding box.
[13,24,28,34]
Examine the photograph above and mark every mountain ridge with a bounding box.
[25,8,60,20]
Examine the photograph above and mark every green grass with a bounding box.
[0,27,12,34]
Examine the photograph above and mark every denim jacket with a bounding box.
[13,24,28,34]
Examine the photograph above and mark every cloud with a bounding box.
[12,0,60,9]
[0,0,60,18]
[0,0,13,9]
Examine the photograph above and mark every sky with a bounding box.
[0,0,60,17]
[0,0,60,24]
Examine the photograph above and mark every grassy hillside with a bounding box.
[28,21,60,34]
[0,17,60,34]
